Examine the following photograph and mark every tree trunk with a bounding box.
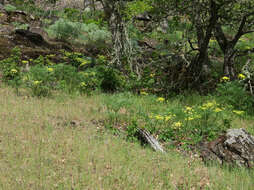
[101,0,133,71]
[214,24,236,78]
[223,48,236,78]
[189,0,219,85]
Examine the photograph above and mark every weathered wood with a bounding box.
[137,128,165,153]
[200,128,254,168]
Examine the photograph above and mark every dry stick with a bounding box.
[137,128,165,153]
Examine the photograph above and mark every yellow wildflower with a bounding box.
[173,122,182,128]
[155,115,164,120]
[150,73,155,77]
[185,117,194,121]
[48,54,55,58]
[64,52,72,57]
[47,67,54,72]
[238,73,246,80]
[185,106,192,111]
[194,114,201,119]
[10,69,18,74]
[74,52,82,56]
[22,76,28,81]
[80,60,88,67]
[22,60,29,64]
[98,55,106,60]
[201,101,216,110]
[165,115,172,121]
[80,82,87,87]
[232,110,244,115]
[157,97,165,102]
[214,107,223,112]
[220,76,230,82]
[148,114,153,119]
[140,91,148,96]
[33,80,41,85]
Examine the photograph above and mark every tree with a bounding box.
[214,1,254,78]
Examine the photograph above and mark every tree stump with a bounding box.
[200,128,254,168]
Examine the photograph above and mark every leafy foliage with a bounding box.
[46,19,111,45]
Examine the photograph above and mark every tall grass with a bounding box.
[0,87,253,189]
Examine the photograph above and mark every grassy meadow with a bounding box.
[0,86,253,190]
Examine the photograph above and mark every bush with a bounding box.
[46,19,111,46]
[0,47,22,94]
[216,80,254,113]
[46,18,82,40]
[97,66,125,92]
[25,65,56,97]
[4,4,17,12]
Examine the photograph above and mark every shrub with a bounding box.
[25,65,56,97]
[4,4,17,12]
[0,47,22,94]
[46,18,82,40]
[97,66,125,92]
[103,94,232,147]
[46,19,111,46]
[216,80,254,113]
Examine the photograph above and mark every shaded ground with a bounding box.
[0,7,74,61]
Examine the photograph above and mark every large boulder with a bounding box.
[200,128,254,168]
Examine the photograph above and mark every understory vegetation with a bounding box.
[0,87,253,189]
[0,0,254,189]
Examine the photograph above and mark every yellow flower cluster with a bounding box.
[140,91,148,96]
[220,76,230,82]
[149,113,176,122]
[172,122,182,129]
[157,97,165,102]
[10,69,18,74]
[214,107,223,112]
[200,100,217,110]
[184,106,201,121]
[80,82,87,87]
[47,67,54,72]
[238,73,246,80]
[64,51,72,57]
[47,54,56,58]
[33,80,42,85]
[22,60,29,64]
[150,73,155,77]
[74,52,82,56]
[232,110,244,115]
[98,55,106,61]
[80,60,88,67]
[199,100,224,113]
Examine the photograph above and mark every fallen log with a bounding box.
[137,128,165,153]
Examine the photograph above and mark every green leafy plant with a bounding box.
[46,18,82,40]
[46,19,110,46]
[25,65,56,97]
[216,79,254,113]
[97,66,125,92]
[0,47,22,94]
[4,4,17,12]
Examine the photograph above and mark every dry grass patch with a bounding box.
[0,87,253,189]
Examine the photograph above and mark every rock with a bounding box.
[200,128,254,168]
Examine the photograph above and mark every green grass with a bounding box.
[0,87,253,189]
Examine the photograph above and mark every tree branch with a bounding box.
[231,11,254,45]
[188,39,199,51]
[214,24,227,53]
